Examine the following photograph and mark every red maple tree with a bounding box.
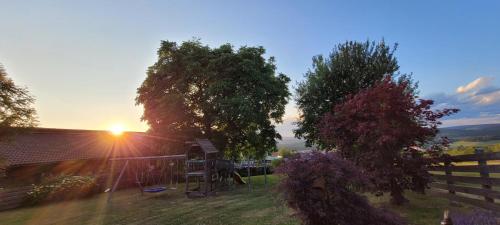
[319,76,458,205]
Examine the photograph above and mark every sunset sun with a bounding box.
[109,124,125,136]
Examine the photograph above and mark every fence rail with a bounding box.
[429,148,500,212]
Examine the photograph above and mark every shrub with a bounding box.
[277,152,405,225]
[26,175,98,205]
[278,148,296,158]
[271,158,283,169]
[450,210,499,225]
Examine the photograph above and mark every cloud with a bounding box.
[275,120,297,138]
[430,76,500,126]
[276,76,500,135]
[470,89,500,105]
[456,77,493,94]
[275,106,300,138]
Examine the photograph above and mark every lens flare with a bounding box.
[109,124,125,136]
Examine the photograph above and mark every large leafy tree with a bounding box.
[295,40,401,148]
[136,40,290,159]
[319,77,458,205]
[0,64,37,136]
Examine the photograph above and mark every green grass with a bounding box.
[447,140,500,156]
[0,175,477,225]
[368,191,475,225]
[450,140,500,148]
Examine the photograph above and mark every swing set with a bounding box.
[106,139,259,201]
[107,154,185,201]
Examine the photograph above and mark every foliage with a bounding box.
[294,40,404,148]
[25,175,98,205]
[278,147,296,158]
[0,64,37,137]
[136,40,290,159]
[269,148,296,169]
[277,152,405,225]
[270,158,283,169]
[450,210,499,225]
[319,76,458,205]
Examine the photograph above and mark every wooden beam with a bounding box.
[429,165,500,173]
[110,155,185,161]
[107,160,129,202]
[450,152,500,162]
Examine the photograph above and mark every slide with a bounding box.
[233,171,247,185]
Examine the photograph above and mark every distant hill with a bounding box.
[277,137,314,151]
[278,124,500,151]
[438,124,500,142]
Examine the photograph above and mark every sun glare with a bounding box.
[109,124,125,136]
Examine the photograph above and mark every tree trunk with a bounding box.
[390,188,408,205]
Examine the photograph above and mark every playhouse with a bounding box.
[184,139,219,197]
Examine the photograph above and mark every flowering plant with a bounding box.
[25,175,97,205]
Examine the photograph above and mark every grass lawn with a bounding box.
[450,140,500,148]
[0,175,478,225]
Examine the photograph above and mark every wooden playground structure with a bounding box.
[107,139,247,200]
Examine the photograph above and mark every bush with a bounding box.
[277,152,405,225]
[271,158,283,169]
[26,175,99,205]
[450,210,499,225]
[278,148,296,158]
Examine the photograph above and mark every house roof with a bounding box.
[187,138,218,154]
[0,128,158,166]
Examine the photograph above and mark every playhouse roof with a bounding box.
[189,138,219,154]
[0,128,157,166]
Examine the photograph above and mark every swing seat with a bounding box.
[143,186,167,193]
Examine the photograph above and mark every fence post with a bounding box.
[475,147,493,203]
[440,210,453,225]
[444,159,455,194]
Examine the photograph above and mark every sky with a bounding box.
[0,0,499,137]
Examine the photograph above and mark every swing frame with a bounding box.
[107,154,185,201]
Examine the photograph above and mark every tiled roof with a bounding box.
[194,138,219,154]
[0,128,157,166]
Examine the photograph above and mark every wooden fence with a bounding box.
[0,186,32,211]
[429,148,500,212]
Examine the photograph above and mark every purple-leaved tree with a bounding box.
[319,76,458,205]
[278,152,406,225]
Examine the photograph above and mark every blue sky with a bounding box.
[0,0,499,136]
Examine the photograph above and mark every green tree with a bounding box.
[294,40,401,148]
[136,40,290,159]
[0,64,37,137]
[278,147,296,158]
